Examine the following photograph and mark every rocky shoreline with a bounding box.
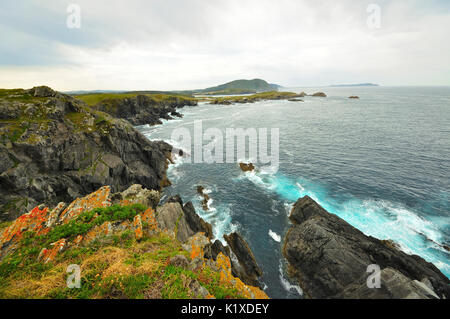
[91,94,198,126]
[0,85,266,299]
[283,196,450,299]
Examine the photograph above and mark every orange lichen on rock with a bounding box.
[140,208,158,232]
[1,205,49,250]
[58,186,111,224]
[184,233,208,260]
[83,222,113,245]
[216,253,268,299]
[38,238,67,264]
[133,215,143,241]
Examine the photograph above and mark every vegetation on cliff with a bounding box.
[75,92,198,126]
[0,185,268,299]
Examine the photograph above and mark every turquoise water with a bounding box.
[137,86,450,298]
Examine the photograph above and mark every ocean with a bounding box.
[137,86,450,298]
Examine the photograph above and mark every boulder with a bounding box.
[112,184,160,209]
[283,196,450,299]
[28,86,56,98]
[311,92,327,97]
[349,96,360,99]
[239,163,255,172]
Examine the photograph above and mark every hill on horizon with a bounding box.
[197,79,281,95]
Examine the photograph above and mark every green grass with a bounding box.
[75,92,197,107]
[0,199,250,299]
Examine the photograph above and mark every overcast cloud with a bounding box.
[0,0,449,91]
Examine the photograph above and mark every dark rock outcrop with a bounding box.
[0,87,172,221]
[239,163,255,172]
[92,94,197,126]
[349,96,360,99]
[196,186,211,211]
[183,201,213,239]
[311,92,327,97]
[204,239,231,261]
[283,196,450,299]
[224,232,263,288]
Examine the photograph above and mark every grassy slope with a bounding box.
[0,204,245,299]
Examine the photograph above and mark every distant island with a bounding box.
[330,83,379,87]
[195,79,282,95]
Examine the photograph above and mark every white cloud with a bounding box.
[0,0,449,90]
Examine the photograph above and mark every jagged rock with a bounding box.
[183,201,213,239]
[283,195,450,299]
[239,163,255,172]
[224,232,263,287]
[45,202,66,228]
[156,202,193,243]
[196,186,211,211]
[0,87,172,221]
[204,239,230,261]
[311,92,327,97]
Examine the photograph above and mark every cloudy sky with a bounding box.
[1,0,449,91]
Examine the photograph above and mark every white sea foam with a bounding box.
[279,262,302,296]
[242,170,450,277]
[269,230,281,242]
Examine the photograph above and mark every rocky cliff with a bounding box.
[0,86,172,221]
[0,184,267,299]
[283,196,450,299]
[90,94,198,126]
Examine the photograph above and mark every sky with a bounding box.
[1,0,450,91]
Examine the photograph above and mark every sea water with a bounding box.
[137,86,450,298]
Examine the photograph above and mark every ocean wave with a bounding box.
[241,170,450,278]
